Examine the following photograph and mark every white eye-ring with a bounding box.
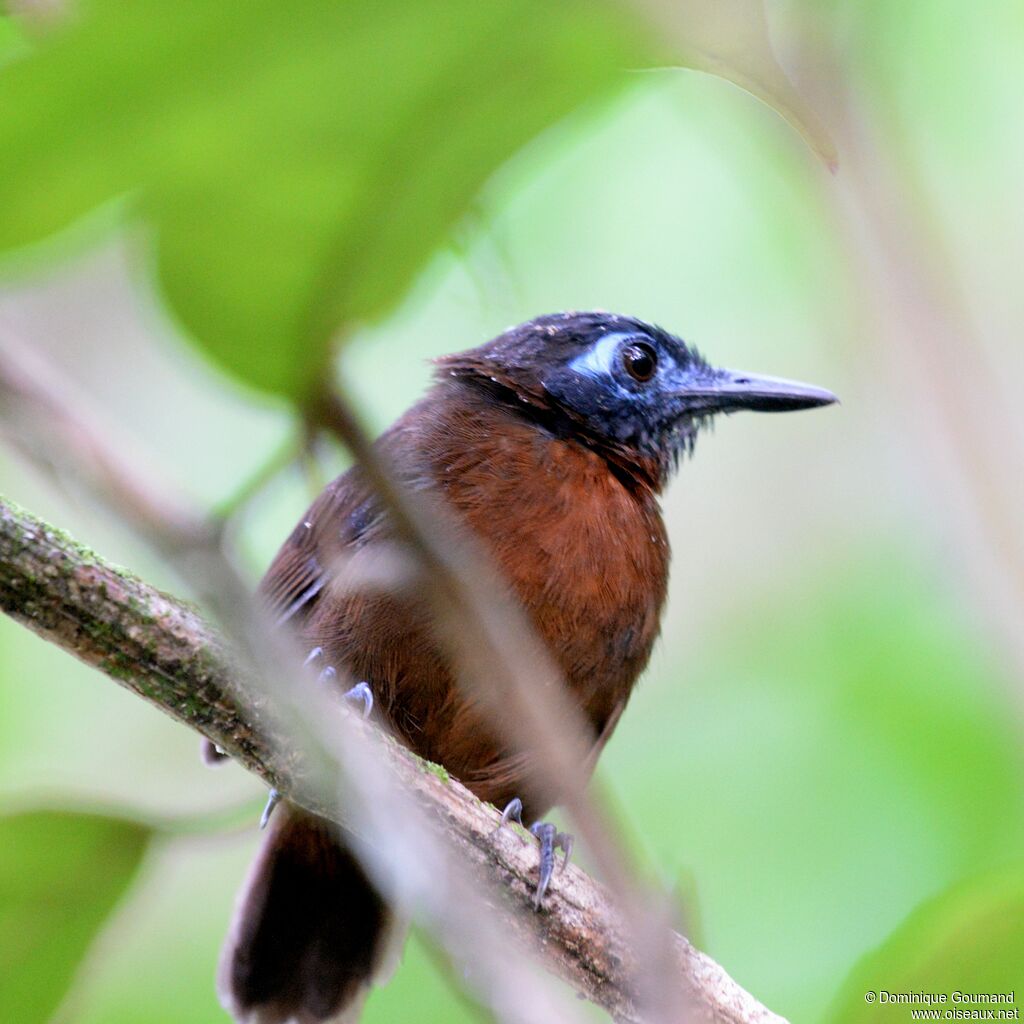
[569,332,635,379]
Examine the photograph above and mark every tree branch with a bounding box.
[0,493,787,1024]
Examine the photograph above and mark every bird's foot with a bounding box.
[495,798,574,909]
[530,822,574,909]
[342,681,374,719]
[259,650,375,830]
[304,646,374,719]
[497,796,525,830]
[259,788,281,830]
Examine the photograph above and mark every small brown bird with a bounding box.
[218,311,835,1023]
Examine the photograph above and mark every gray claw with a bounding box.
[344,681,373,719]
[557,832,574,872]
[260,788,281,830]
[492,799,571,907]
[496,797,525,833]
[307,649,373,719]
[529,821,574,909]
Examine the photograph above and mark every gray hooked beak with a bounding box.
[681,368,838,413]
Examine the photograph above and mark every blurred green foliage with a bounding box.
[610,558,1024,1015]
[0,812,150,1023]
[0,0,652,402]
[0,0,1022,1022]
[830,862,1024,1022]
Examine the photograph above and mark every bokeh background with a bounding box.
[1,1,1022,1021]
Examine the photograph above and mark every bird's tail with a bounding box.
[219,805,393,1024]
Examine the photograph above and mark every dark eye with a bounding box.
[622,341,657,382]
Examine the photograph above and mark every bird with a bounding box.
[217,311,836,1023]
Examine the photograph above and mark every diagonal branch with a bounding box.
[0,493,786,1024]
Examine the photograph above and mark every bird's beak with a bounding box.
[678,368,838,413]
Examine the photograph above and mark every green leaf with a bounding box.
[0,810,151,1024]
[0,0,655,404]
[828,862,1024,1022]
[0,2,834,406]
[0,16,32,67]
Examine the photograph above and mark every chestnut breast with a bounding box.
[278,380,670,808]
[415,382,671,721]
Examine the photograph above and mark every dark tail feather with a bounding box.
[220,805,391,1024]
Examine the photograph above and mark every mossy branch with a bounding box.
[0,493,787,1024]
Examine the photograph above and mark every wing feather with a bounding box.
[259,470,381,628]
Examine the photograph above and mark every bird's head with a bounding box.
[436,311,837,489]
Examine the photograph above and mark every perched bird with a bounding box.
[218,311,836,1023]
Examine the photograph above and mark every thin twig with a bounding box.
[316,388,690,1020]
[0,332,204,546]
[787,32,1024,703]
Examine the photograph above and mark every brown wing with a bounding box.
[259,469,384,629]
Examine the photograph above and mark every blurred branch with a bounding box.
[312,381,696,1021]
[314,390,646,879]
[0,335,593,1024]
[627,0,836,170]
[786,31,1024,704]
[0,332,205,546]
[0,493,785,1024]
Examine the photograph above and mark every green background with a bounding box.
[0,1,1022,1021]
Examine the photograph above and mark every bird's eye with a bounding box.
[622,341,657,382]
